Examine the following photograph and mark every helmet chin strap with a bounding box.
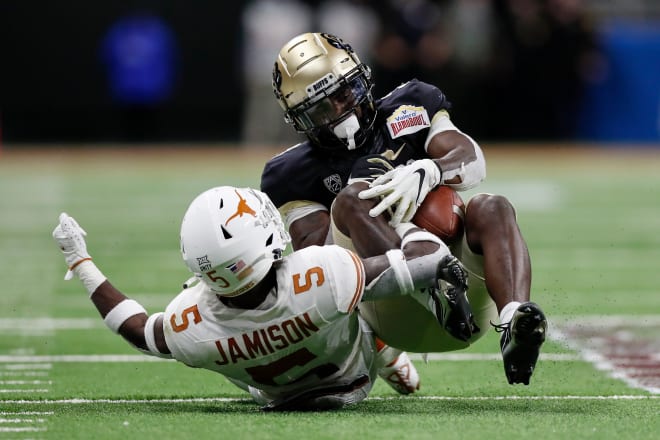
[333,113,360,150]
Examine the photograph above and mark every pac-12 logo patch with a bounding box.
[323,174,343,194]
[386,105,430,139]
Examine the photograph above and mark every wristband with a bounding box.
[394,222,417,239]
[144,312,170,357]
[385,249,414,295]
[73,260,107,296]
[401,230,443,249]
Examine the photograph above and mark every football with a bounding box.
[412,185,465,245]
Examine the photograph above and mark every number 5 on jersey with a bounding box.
[171,304,202,333]
[293,266,324,294]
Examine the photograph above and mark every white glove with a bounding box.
[52,212,91,280]
[358,159,442,226]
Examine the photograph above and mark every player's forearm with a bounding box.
[74,261,151,350]
[289,211,330,249]
[363,249,444,301]
[362,225,452,301]
[90,279,150,349]
[90,280,130,315]
[428,131,486,190]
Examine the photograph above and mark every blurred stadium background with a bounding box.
[1,1,660,438]
[0,0,659,146]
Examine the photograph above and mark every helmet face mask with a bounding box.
[180,187,290,297]
[273,33,377,152]
[288,68,369,131]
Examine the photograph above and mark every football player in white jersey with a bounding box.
[52,186,469,411]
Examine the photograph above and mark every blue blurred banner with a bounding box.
[101,13,178,105]
[578,21,660,143]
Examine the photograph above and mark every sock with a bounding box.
[499,301,521,324]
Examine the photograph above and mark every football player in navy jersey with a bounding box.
[261,33,547,385]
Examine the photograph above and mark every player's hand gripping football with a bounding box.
[358,159,442,227]
[52,213,92,280]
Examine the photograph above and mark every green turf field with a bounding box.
[1,145,659,439]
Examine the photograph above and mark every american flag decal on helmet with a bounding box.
[228,260,246,274]
[228,259,254,280]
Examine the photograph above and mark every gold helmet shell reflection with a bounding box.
[272,32,376,151]
[273,32,362,112]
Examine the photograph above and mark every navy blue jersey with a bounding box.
[261,79,452,210]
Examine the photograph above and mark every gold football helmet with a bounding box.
[273,32,376,151]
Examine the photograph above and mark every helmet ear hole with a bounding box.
[265,234,273,247]
[221,225,232,239]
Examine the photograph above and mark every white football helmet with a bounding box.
[180,186,290,297]
[272,32,376,151]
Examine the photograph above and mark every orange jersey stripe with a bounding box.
[346,249,364,311]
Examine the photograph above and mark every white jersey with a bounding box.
[162,245,377,402]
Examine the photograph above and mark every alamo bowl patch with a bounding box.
[386,105,430,139]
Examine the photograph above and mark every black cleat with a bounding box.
[431,255,479,342]
[493,302,547,385]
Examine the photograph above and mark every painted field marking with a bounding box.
[0,371,49,376]
[0,407,52,436]
[2,315,658,394]
[0,427,47,433]
[0,418,47,423]
[0,351,54,435]
[0,353,578,363]
[550,315,660,394]
[0,389,50,393]
[2,395,657,405]
[0,354,169,363]
[1,363,52,370]
[0,380,52,385]
[0,412,54,415]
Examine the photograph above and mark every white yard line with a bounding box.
[0,371,49,376]
[1,363,52,370]
[0,427,47,432]
[0,389,50,393]
[0,315,657,396]
[2,395,657,405]
[0,353,578,363]
[0,418,46,423]
[0,380,52,385]
[0,412,54,415]
[0,355,169,363]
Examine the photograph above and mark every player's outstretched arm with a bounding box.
[52,213,171,358]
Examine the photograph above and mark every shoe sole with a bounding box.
[503,302,547,385]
